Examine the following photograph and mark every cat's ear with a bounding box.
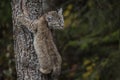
[58,8,63,15]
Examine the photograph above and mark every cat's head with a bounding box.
[45,8,64,29]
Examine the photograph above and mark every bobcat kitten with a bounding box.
[17,8,64,80]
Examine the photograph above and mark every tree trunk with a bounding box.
[12,0,58,80]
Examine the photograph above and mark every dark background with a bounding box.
[0,0,119,80]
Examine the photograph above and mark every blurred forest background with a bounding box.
[0,0,119,80]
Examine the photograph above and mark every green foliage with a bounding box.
[55,0,120,80]
[0,0,16,80]
[0,0,11,23]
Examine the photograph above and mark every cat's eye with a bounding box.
[47,16,52,21]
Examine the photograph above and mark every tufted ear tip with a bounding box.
[58,8,63,14]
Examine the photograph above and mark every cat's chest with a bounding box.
[34,29,52,41]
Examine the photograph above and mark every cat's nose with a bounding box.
[61,26,64,28]
[60,26,64,29]
[61,24,64,28]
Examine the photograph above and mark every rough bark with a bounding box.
[12,0,58,80]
